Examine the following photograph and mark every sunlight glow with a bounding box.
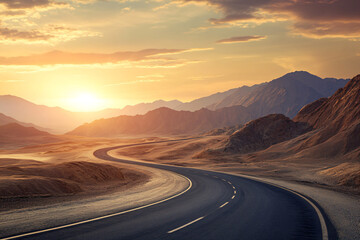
[66,92,106,112]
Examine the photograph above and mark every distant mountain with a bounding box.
[174,88,239,112]
[206,84,262,110]
[115,100,182,116]
[0,123,60,149]
[0,95,127,133]
[0,96,185,133]
[67,105,253,137]
[0,71,348,133]
[0,112,49,131]
[208,71,349,118]
[0,123,50,137]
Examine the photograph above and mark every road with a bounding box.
[3,141,335,240]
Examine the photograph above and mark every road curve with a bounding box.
[3,140,335,240]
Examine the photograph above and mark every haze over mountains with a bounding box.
[0,71,349,134]
[0,113,46,131]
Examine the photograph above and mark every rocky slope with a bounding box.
[223,114,310,154]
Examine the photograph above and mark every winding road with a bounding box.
[2,140,335,240]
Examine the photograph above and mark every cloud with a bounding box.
[216,35,266,44]
[0,25,101,43]
[0,49,198,66]
[136,74,165,79]
[0,27,51,41]
[0,0,68,10]
[0,0,70,18]
[178,0,360,38]
[104,79,161,87]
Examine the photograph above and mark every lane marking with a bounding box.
[167,216,205,234]
[232,186,235,189]
[227,181,232,184]
[1,175,193,240]
[234,190,237,194]
[231,195,235,200]
[222,179,226,182]
[219,202,229,208]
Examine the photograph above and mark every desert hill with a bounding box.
[67,105,253,137]
[290,74,360,157]
[0,123,50,137]
[0,123,61,149]
[0,113,47,131]
[223,114,310,154]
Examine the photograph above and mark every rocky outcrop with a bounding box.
[223,114,310,154]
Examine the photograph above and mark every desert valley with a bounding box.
[1,0,359,239]
[0,71,359,239]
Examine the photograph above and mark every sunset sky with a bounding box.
[0,0,359,111]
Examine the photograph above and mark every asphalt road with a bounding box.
[4,141,335,240]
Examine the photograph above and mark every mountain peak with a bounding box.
[278,71,320,81]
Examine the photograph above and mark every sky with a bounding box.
[0,0,359,111]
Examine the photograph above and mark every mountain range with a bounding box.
[204,74,360,161]
[67,105,253,137]
[0,71,349,134]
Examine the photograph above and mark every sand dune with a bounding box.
[0,160,147,198]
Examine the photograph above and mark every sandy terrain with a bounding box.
[113,136,360,194]
[0,136,177,211]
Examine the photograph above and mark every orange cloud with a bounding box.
[0,24,101,43]
[0,49,196,66]
[216,35,266,44]
[0,0,68,10]
[0,27,51,41]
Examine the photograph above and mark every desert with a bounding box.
[1,73,359,239]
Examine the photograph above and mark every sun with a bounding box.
[67,92,106,112]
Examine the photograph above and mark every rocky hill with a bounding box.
[223,114,310,154]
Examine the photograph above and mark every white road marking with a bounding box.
[219,202,229,208]
[232,186,235,189]
[167,216,205,234]
[234,190,237,194]
[222,179,226,182]
[231,195,235,199]
[1,175,193,240]
[227,181,232,184]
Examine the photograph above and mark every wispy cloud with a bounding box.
[0,49,203,72]
[0,79,24,83]
[136,74,165,79]
[104,79,161,87]
[0,25,101,43]
[0,49,186,66]
[217,35,266,44]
